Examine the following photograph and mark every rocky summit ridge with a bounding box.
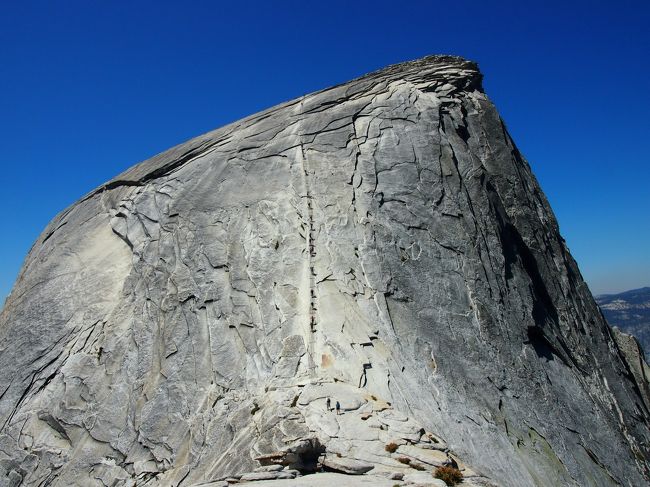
[1,55,649,487]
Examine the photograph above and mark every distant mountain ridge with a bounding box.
[597,287,650,360]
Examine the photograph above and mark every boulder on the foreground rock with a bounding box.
[220,472,401,486]
[320,456,374,474]
[403,471,447,486]
[254,465,285,473]
[240,471,296,481]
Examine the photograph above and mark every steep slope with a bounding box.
[597,287,650,361]
[1,55,649,487]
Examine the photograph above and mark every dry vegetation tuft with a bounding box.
[385,442,398,453]
[434,465,463,485]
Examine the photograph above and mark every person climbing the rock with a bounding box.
[335,401,341,415]
[326,397,331,411]
[443,457,459,469]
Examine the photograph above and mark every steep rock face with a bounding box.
[0,55,649,487]
[597,287,650,361]
[611,327,650,411]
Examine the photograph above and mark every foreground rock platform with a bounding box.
[1,55,649,486]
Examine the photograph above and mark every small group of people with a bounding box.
[326,397,341,415]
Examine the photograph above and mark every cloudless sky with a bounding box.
[0,0,648,300]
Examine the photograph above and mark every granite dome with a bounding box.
[1,55,648,487]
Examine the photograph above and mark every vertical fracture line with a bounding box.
[299,139,317,377]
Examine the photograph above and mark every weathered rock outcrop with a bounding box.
[611,327,650,411]
[597,287,650,361]
[1,55,649,487]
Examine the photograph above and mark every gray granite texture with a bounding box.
[0,55,648,487]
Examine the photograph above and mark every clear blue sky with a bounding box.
[1,0,648,299]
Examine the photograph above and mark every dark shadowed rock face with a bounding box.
[0,55,648,487]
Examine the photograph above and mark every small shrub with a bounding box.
[409,462,426,471]
[434,465,463,486]
[397,456,411,465]
[385,442,398,453]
